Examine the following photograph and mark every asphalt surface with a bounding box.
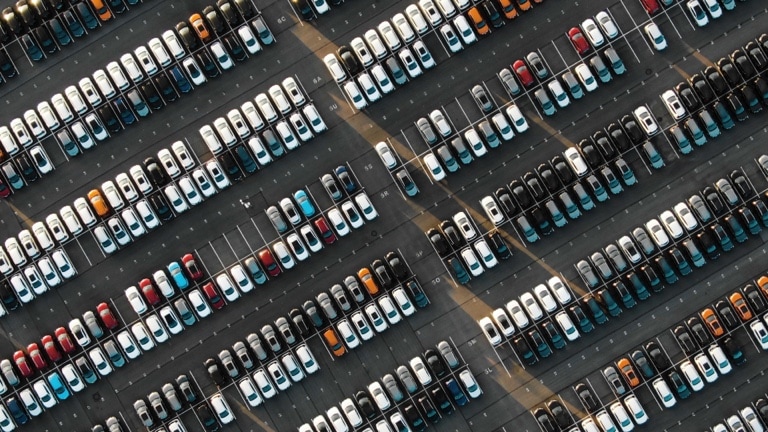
[0,0,767,431]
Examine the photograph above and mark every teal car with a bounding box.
[167,262,189,290]
[293,189,316,217]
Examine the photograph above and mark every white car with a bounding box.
[750,321,768,350]
[491,308,515,337]
[164,185,189,213]
[375,141,398,169]
[206,160,231,189]
[377,21,401,51]
[129,165,153,194]
[134,46,158,76]
[608,402,633,432]
[147,38,171,67]
[328,208,350,236]
[253,368,276,399]
[77,77,102,107]
[581,18,605,47]
[153,270,175,298]
[302,104,327,133]
[178,176,202,206]
[24,109,47,138]
[473,238,498,268]
[644,23,667,51]
[37,257,61,287]
[188,289,212,318]
[210,394,234,424]
[182,57,207,86]
[310,0,329,13]
[623,394,648,425]
[289,113,314,142]
[115,173,139,203]
[18,229,40,258]
[398,47,423,78]
[36,101,60,131]
[19,388,42,416]
[10,274,34,303]
[340,398,362,427]
[405,4,429,34]
[392,13,416,43]
[740,407,763,432]
[687,0,709,26]
[210,41,233,70]
[506,104,529,132]
[120,208,145,237]
[707,344,732,374]
[33,380,57,408]
[365,303,389,332]
[227,109,252,138]
[575,63,598,92]
[146,314,169,343]
[268,85,292,114]
[547,276,572,305]
[135,200,160,229]
[267,361,291,391]
[89,346,113,376]
[377,294,402,325]
[423,153,446,181]
[702,0,722,18]
[418,0,443,26]
[93,69,116,99]
[392,287,416,316]
[453,211,477,241]
[336,319,360,349]
[255,93,279,123]
[0,126,19,156]
[533,284,558,312]
[340,201,364,229]
[69,318,91,347]
[350,36,374,67]
[281,77,306,108]
[357,73,382,103]
[116,330,141,359]
[633,105,659,136]
[478,317,501,346]
[120,53,144,83]
[31,222,54,251]
[162,29,185,59]
[247,137,272,166]
[661,90,686,120]
[106,61,130,91]
[693,352,718,383]
[239,377,263,407]
[51,249,76,279]
[24,266,48,295]
[505,300,530,329]
[101,180,125,210]
[555,311,580,341]
[200,125,223,154]
[480,196,504,225]
[323,53,347,83]
[5,238,27,267]
[645,218,669,247]
[491,112,514,141]
[363,29,388,60]
[84,113,108,141]
[170,140,195,170]
[672,202,698,231]
[564,147,589,177]
[296,344,319,374]
[272,241,296,269]
[213,117,237,147]
[229,264,254,293]
[548,80,570,108]
[343,81,368,110]
[520,292,544,321]
[242,101,266,131]
[413,40,435,69]
[64,86,88,114]
[595,11,619,39]
[409,356,432,385]
[237,25,262,54]
[216,273,241,302]
[52,93,75,122]
[660,210,684,239]
[680,360,704,391]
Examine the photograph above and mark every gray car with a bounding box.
[715,178,739,206]
[499,68,521,95]
[602,366,627,395]
[437,340,460,369]
[134,399,153,427]
[382,373,404,402]
[233,341,254,370]
[218,349,240,378]
[266,206,288,233]
[631,227,655,255]
[526,52,548,79]
[330,284,352,311]
[321,174,342,201]
[343,276,365,303]
[590,252,613,279]
[471,85,493,112]
[246,333,268,361]
[316,292,338,321]
[162,382,182,412]
[1,359,19,386]
[275,317,296,346]
[260,324,282,353]
[687,194,712,223]
[396,365,419,394]
[576,259,599,287]
[174,298,196,326]
[148,391,168,420]
[83,311,103,339]
[416,117,437,145]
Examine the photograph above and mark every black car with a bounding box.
[48,17,71,46]
[716,300,739,329]
[577,139,602,169]
[233,144,257,174]
[512,335,537,366]
[143,157,169,187]
[216,0,240,26]
[510,179,533,208]
[202,6,225,35]
[729,170,754,199]
[739,84,762,114]
[2,7,23,34]
[196,404,219,431]
[197,50,220,78]
[725,92,748,122]
[5,396,28,425]
[430,386,453,414]
[523,172,546,201]
[546,400,573,428]
[574,383,598,412]
[686,316,710,345]
[223,35,246,62]
[630,349,655,378]
[537,163,560,192]
[337,45,360,75]
[673,325,698,355]
[717,57,742,87]
[481,0,503,28]
[113,97,136,126]
[439,220,463,248]
[175,22,199,51]
[644,340,670,371]
[675,82,701,112]
[529,206,553,235]
[487,231,512,260]
[354,390,376,419]
[702,186,726,215]
[17,154,38,182]
[592,130,616,160]
[731,49,756,79]
[696,230,720,260]
[721,336,746,365]
[606,122,631,152]
[639,264,661,291]
[744,284,766,313]
[35,25,57,54]
[140,81,164,111]
[289,308,310,336]
[62,9,84,38]
[424,349,446,378]
[754,77,768,105]
[689,73,715,103]
[385,251,410,281]
[551,155,575,184]
[218,152,243,181]
[371,259,394,288]
[233,0,255,19]
[704,66,729,95]
[0,50,16,78]
[619,114,644,144]
[494,187,519,216]
[149,193,174,221]
[153,73,178,103]
[533,407,557,432]
[291,0,313,21]
[403,403,426,431]
[204,357,227,385]
[0,281,19,311]
[745,41,768,71]
[426,228,451,256]
[417,395,438,424]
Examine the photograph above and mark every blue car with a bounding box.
[293,189,316,217]
[167,262,189,290]
[334,165,357,192]
[48,372,71,401]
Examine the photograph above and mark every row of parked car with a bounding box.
[0,246,76,314]
[710,394,768,432]
[136,390,234,432]
[661,33,768,154]
[424,211,512,284]
[299,340,480,432]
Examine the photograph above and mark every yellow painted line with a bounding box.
[5,202,33,229]
[233,399,276,432]
[690,51,714,69]
[672,64,691,81]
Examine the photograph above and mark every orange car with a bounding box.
[357,267,380,296]
[467,7,490,36]
[516,0,532,11]
[700,308,723,337]
[89,0,113,21]
[323,328,346,357]
[758,275,768,298]
[729,292,752,321]
[617,358,640,387]
[496,0,518,19]
[189,13,211,42]
[87,189,110,217]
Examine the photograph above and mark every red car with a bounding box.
[512,60,535,87]
[55,327,76,354]
[41,335,62,362]
[314,216,337,245]
[640,0,660,15]
[0,177,10,199]
[13,350,33,377]
[27,343,47,370]
[97,302,119,330]
[568,27,590,54]
[258,249,281,277]
[182,253,203,280]
[139,278,161,305]
[202,282,225,310]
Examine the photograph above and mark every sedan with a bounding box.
[568,27,590,54]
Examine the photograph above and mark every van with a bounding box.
[323,328,346,357]
[590,56,612,83]
[447,257,470,284]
